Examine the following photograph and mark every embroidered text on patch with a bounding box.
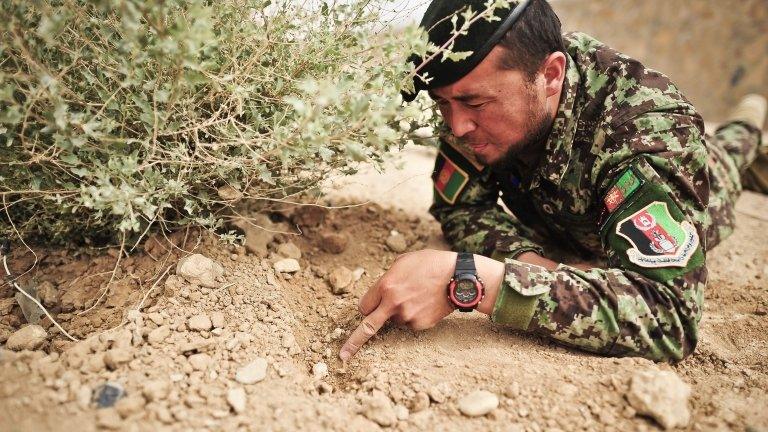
[434,151,469,204]
[604,168,643,213]
[615,201,699,268]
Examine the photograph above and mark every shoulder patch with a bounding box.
[615,201,699,268]
[443,135,485,172]
[604,167,644,213]
[434,151,469,204]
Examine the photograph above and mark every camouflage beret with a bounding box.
[402,0,531,102]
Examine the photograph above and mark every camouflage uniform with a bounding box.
[430,33,764,362]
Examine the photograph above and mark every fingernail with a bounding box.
[339,350,350,362]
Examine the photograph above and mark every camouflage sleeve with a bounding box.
[428,139,544,259]
[491,108,709,362]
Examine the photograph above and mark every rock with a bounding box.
[142,380,171,402]
[313,362,329,379]
[328,266,353,295]
[210,311,226,329]
[97,408,122,429]
[104,348,132,370]
[147,325,171,345]
[395,405,410,421]
[37,281,59,308]
[76,385,92,409]
[410,391,430,412]
[236,358,268,384]
[94,382,125,408]
[626,369,692,430]
[187,314,213,331]
[320,233,348,254]
[428,384,449,404]
[217,185,243,201]
[176,254,224,288]
[352,267,365,282]
[457,390,499,417]
[115,394,145,418]
[274,258,300,273]
[292,206,328,227]
[147,312,164,326]
[227,387,247,414]
[385,232,407,253]
[362,390,397,427]
[504,381,520,398]
[231,214,275,257]
[188,353,212,371]
[277,242,302,259]
[6,325,48,351]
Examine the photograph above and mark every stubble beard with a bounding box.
[484,108,554,171]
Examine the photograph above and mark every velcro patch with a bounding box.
[615,201,699,268]
[604,167,643,213]
[434,151,469,204]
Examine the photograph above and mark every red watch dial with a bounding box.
[448,275,484,308]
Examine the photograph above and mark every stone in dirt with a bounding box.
[320,232,348,254]
[385,232,407,253]
[147,325,171,345]
[176,254,224,288]
[236,358,268,384]
[410,391,430,412]
[143,380,171,402]
[115,394,146,418]
[5,324,48,351]
[210,311,226,329]
[227,387,247,414]
[187,314,213,331]
[188,353,212,371]
[97,408,123,429]
[328,266,353,295]
[313,362,329,379]
[94,382,125,408]
[457,390,499,417]
[104,348,132,370]
[277,241,302,260]
[231,214,275,257]
[362,390,398,427]
[292,206,328,227]
[37,281,59,308]
[626,369,692,430]
[274,258,300,273]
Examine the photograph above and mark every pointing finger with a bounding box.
[339,306,391,362]
[358,277,384,316]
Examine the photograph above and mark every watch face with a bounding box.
[454,278,478,304]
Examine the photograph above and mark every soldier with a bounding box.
[340,0,766,362]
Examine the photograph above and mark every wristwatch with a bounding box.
[447,252,485,312]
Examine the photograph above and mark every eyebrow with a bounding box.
[428,91,486,102]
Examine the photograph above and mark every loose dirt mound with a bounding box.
[1,188,766,431]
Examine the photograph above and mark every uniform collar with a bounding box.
[529,52,581,190]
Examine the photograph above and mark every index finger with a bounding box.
[339,305,391,362]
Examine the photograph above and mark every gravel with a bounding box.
[457,390,499,417]
[236,358,268,384]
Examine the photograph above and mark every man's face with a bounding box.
[430,46,553,168]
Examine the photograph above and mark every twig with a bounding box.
[1,255,78,342]
[77,231,127,316]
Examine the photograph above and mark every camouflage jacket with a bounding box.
[430,32,714,362]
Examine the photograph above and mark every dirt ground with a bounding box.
[0,144,767,432]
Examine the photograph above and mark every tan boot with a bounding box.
[728,94,767,193]
[728,94,767,130]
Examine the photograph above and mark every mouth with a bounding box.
[468,142,489,152]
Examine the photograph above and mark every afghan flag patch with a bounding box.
[616,201,699,268]
[434,151,469,204]
[604,168,643,213]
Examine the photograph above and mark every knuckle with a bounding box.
[361,319,378,337]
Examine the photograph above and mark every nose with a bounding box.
[447,107,476,138]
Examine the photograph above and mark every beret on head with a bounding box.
[403,0,531,102]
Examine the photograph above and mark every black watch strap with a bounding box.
[454,252,476,274]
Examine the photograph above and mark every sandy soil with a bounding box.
[0,145,766,432]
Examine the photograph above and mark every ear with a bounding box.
[540,52,566,98]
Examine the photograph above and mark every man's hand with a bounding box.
[339,249,505,362]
